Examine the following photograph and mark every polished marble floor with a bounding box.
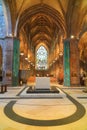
[0,84,87,130]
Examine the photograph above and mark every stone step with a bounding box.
[19,87,66,98]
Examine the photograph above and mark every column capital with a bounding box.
[13,36,20,40]
[4,36,19,40]
[63,36,79,42]
[63,38,70,44]
[0,36,14,40]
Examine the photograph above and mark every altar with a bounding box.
[25,77,63,97]
[36,77,50,89]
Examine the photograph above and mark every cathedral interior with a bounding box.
[0,0,87,130]
[0,0,87,87]
[0,0,87,86]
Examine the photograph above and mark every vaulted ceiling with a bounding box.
[5,0,87,50]
[18,4,65,48]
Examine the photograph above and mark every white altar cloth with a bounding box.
[36,77,50,89]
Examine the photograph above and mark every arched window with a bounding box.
[0,0,6,38]
[36,46,48,70]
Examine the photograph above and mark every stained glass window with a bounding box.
[36,46,48,70]
[0,0,6,38]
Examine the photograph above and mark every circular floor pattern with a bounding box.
[4,94,86,126]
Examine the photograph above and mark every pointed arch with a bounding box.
[0,0,12,36]
[0,0,6,37]
[35,45,48,70]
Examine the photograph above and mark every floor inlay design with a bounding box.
[77,97,87,99]
[4,93,86,126]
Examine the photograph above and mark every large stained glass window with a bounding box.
[36,46,48,70]
[0,0,6,38]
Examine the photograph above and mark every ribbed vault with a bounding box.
[18,4,66,48]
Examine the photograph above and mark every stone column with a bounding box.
[12,38,20,86]
[63,39,70,86]
[70,38,80,86]
[3,37,13,85]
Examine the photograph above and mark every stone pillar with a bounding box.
[12,38,20,86]
[3,37,13,85]
[70,38,80,86]
[63,39,70,86]
[2,37,20,86]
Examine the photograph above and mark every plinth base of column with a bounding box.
[70,84,80,87]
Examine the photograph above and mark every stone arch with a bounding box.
[1,0,12,36]
[35,44,49,70]
[0,0,6,37]
[17,3,66,37]
[36,42,49,52]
